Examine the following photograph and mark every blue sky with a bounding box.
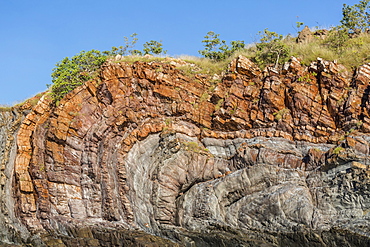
[0,0,359,105]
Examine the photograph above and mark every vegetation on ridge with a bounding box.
[0,92,45,112]
[48,0,369,103]
[49,35,166,103]
[49,50,106,102]
[198,31,245,61]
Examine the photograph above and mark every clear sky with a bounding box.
[0,0,360,105]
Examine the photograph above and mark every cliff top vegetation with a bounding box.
[1,0,367,108]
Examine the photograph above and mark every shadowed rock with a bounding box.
[0,57,370,246]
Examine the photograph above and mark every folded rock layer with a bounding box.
[1,56,370,246]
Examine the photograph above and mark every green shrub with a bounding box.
[143,40,166,55]
[107,33,141,56]
[340,0,369,33]
[49,50,107,102]
[106,34,166,56]
[199,31,245,61]
[236,31,369,69]
[254,29,290,68]
[215,99,224,111]
[333,146,344,154]
[273,108,290,121]
[323,28,351,52]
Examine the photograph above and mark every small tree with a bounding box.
[340,0,369,33]
[296,21,304,32]
[50,50,106,102]
[254,29,289,68]
[199,31,245,61]
[143,40,166,55]
[230,40,246,53]
[107,33,140,56]
[323,27,351,52]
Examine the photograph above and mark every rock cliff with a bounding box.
[0,56,370,246]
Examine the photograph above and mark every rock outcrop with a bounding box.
[1,56,370,246]
[297,26,314,43]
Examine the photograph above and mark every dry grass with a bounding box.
[12,92,45,109]
[287,33,370,68]
[115,54,231,76]
[176,55,230,75]
[226,32,370,70]
[106,33,370,81]
[0,105,12,112]
[114,55,169,64]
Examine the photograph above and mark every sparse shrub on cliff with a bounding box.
[333,146,344,154]
[228,0,369,69]
[285,0,369,67]
[184,141,210,154]
[200,92,210,102]
[214,99,224,111]
[289,31,370,67]
[340,0,369,33]
[108,34,166,56]
[273,108,290,121]
[323,28,351,52]
[143,40,167,55]
[49,50,107,102]
[254,29,290,69]
[199,31,245,61]
[107,33,141,56]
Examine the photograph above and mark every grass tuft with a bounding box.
[0,105,12,112]
[235,32,370,70]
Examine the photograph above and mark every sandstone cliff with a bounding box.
[0,56,370,246]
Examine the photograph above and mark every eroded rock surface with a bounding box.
[1,56,370,246]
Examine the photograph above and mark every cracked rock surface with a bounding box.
[0,57,370,246]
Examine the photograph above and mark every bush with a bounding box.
[143,40,166,55]
[49,50,106,102]
[340,0,369,33]
[107,33,141,56]
[323,28,351,52]
[254,29,290,68]
[235,29,369,70]
[199,31,245,61]
[105,34,166,56]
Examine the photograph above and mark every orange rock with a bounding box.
[11,57,370,235]
[230,55,262,78]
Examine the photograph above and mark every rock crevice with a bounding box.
[0,56,369,246]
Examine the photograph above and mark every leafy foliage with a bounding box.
[199,31,244,61]
[106,34,166,56]
[47,0,370,105]
[323,28,351,52]
[296,21,304,30]
[107,33,140,56]
[143,40,166,55]
[50,50,106,102]
[317,0,369,56]
[254,29,289,68]
[340,0,369,32]
[49,34,169,103]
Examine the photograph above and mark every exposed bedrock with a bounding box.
[126,133,370,246]
[0,56,370,246]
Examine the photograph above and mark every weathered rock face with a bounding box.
[0,110,27,245]
[1,56,370,246]
[297,26,313,43]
